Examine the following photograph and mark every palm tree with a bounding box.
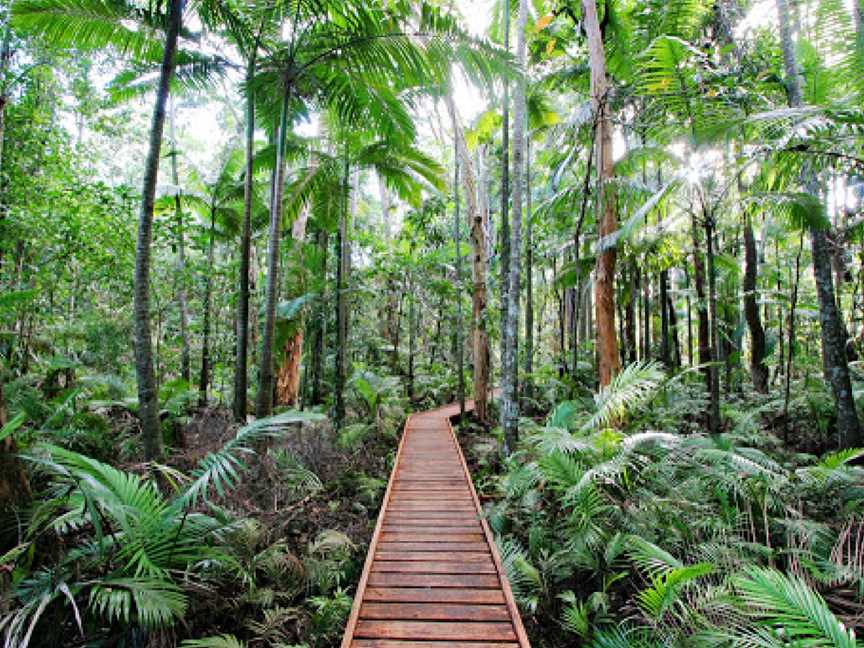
[501,0,528,454]
[191,148,245,406]
[583,0,621,388]
[246,0,511,417]
[443,91,491,423]
[774,0,862,448]
[11,0,225,458]
[279,128,446,428]
[198,0,276,422]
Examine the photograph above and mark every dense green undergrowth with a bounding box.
[462,363,864,647]
[0,363,461,647]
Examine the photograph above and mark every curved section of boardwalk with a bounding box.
[341,401,530,648]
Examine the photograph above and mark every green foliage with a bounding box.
[2,411,326,646]
[731,567,858,648]
[488,372,864,645]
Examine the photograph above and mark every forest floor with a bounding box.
[153,405,399,644]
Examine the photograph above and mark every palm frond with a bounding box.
[11,0,164,61]
[89,577,186,629]
[180,635,246,648]
[732,567,857,648]
[581,362,664,432]
[180,410,325,507]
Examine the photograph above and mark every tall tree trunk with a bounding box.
[668,288,681,368]
[234,56,257,422]
[379,173,392,238]
[169,100,191,383]
[583,0,620,386]
[199,207,216,406]
[133,0,184,460]
[275,201,311,407]
[692,216,711,394]
[743,210,769,392]
[310,230,328,406]
[523,137,534,399]
[705,211,721,434]
[660,270,670,366]
[642,272,650,359]
[408,278,417,403]
[555,257,566,375]
[625,266,637,362]
[444,92,489,423]
[501,0,526,451]
[499,0,511,405]
[254,82,292,418]
[783,234,805,436]
[454,149,465,419]
[776,0,862,447]
[334,158,350,430]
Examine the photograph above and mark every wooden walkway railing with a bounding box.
[340,400,530,648]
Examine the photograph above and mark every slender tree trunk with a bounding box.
[692,215,711,394]
[234,56,257,422]
[255,82,292,418]
[499,0,511,405]
[783,234,805,434]
[408,278,417,402]
[685,268,693,366]
[444,93,489,422]
[501,0,527,450]
[583,0,620,386]
[743,210,769,392]
[334,157,350,430]
[625,266,637,363]
[555,257,566,376]
[199,207,216,406]
[454,150,465,419]
[660,270,670,367]
[705,211,721,434]
[776,0,862,447]
[523,137,534,399]
[668,288,681,368]
[133,0,184,460]
[642,272,650,359]
[169,100,191,383]
[311,230,328,406]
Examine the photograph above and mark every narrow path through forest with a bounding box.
[340,399,530,648]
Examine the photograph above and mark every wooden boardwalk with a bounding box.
[341,400,530,648]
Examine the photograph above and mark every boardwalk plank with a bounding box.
[363,587,506,604]
[370,560,496,574]
[340,402,530,648]
[353,642,518,648]
[359,603,510,621]
[355,620,516,641]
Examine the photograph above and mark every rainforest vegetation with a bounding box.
[1,0,864,645]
